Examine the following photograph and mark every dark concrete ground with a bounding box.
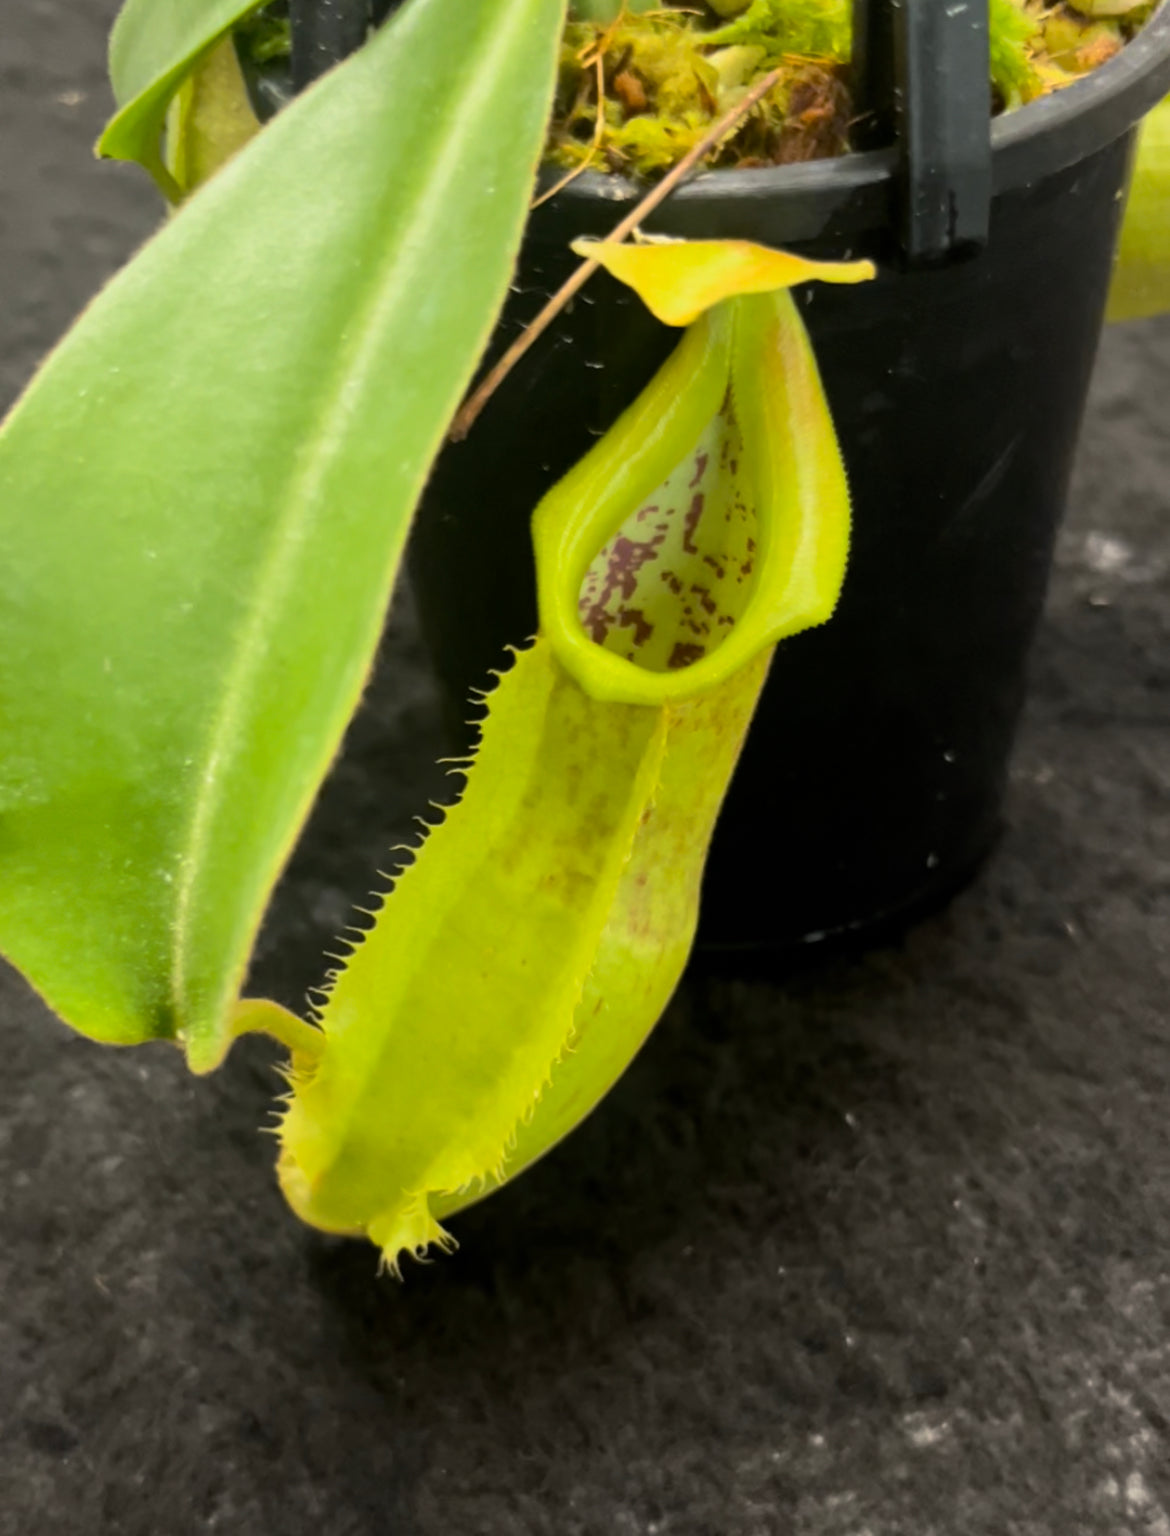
[2,2,1169,1532]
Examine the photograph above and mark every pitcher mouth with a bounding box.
[576,371,758,681]
[533,289,853,707]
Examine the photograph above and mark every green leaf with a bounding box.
[1108,95,1170,323]
[164,35,261,196]
[571,0,658,18]
[100,0,270,196]
[0,0,566,1072]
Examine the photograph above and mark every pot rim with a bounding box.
[533,1,1170,246]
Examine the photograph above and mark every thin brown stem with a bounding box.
[449,65,783,443]
[531,52,607,211]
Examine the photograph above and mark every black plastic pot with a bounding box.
[407,5,1170,957]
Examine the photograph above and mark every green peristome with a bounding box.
[0,0,565,1072]
[535,295,851,704]
[1109,95,1170,323]
[100,0,270,197]
[277,289,852,1271]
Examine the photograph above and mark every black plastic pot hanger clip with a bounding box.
[853,0,994,264]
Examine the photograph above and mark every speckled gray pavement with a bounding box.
[2,4,1169,1533]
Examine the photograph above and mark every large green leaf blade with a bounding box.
[0,0,565,1071]
[100,0,268,192]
